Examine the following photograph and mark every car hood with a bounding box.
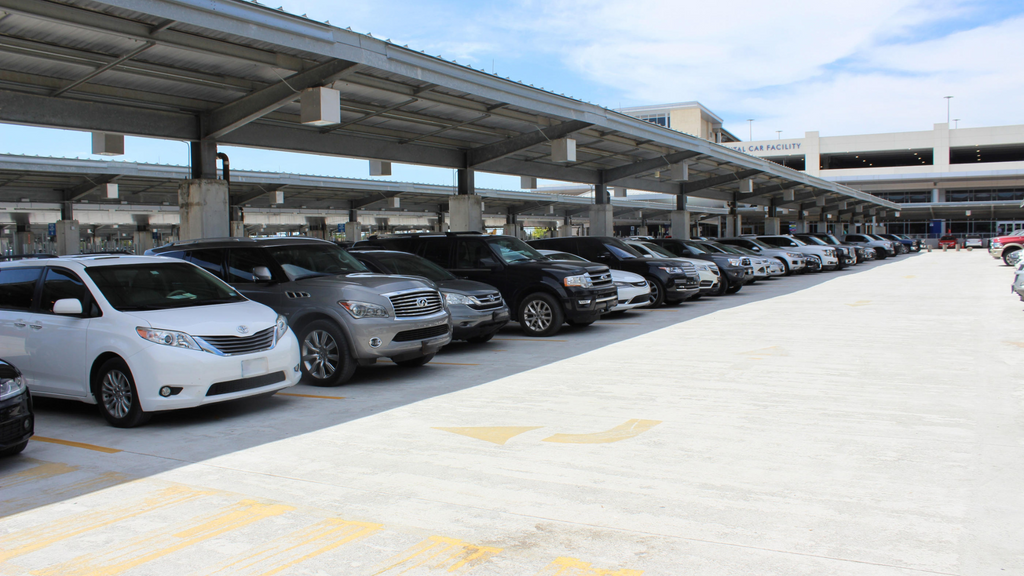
[511,260,608,277]
[436,278,501,296]
[610,269,645,283]
[993,236,1024,243]
[125,300,277,335]
[293,272,435,293]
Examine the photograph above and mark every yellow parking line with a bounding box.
[0,460,78,489]
[491,338,567,342]
[371,535,502,575]
[535,556,643,575]
[278,393,347,400]
[33,436,121,453]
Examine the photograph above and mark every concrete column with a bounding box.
[178,179,230,241]
[133,228,154,255]
[434,211,448,233]
[725,214,743,237]
[637,225,649,236]
[54,220,80,255]
[934,123,950,172]
[765,217,782,235]
[805,131,821,176]
[449,195,484,232]
[231,207,246,238]
[15,231,32,255]
[588,204,614,237]
[670,210,691,239]
[558,224,576,237]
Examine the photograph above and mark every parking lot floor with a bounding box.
[2,251,1022,575]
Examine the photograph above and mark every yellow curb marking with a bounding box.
[543,419,662,444]
[371,535,502,575]
[0,460,77,489]
[0,471,130,517]
[535,556,643,576]
[33,437,121,453]
[434,426,544,445]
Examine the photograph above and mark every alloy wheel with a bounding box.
[101,370,133,419]
[302,330,340,380]
[522,299,553,332]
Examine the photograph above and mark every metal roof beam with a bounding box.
[680,169,764,194]
[744,181,802,202]
[205,59,359,139]
[350,190,404,209]
[467,120,593,167]
[52,41,155,97]
[601,150,702,184]
[64,174,121,201]
[231,184,286,205]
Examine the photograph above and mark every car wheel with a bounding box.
[710,275,729,296]
[644,277,666,307]
[725,284,742,294]
[299,320,357,386]
[0,440,28,457]
[518,293,564,337]
[775,258,791,275]
[688,294,702,301]
[467,333,495,344]
[566,318,596,327]
[1005,249,1022,266]
[394,353,434,368]
[94,358,150,428]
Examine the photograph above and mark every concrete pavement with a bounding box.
[1,251,1022,575]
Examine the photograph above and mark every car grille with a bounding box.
[679,261,696,275]
[628,294,651,304]
[468,292,503,311]
[206,371,286,396]
[740,257,751,266]
[393,324,450,342]
[590,271,613,287]
[389,290,443,317]
[199,327,275,356]
[700,280,714,287]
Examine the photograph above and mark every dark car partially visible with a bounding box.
[0,359,33,457]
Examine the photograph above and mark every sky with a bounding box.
[1,0,1022,188]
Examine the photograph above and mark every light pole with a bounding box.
[776,130,782,140]
[747,119,754,141]
[953,118,960,129]
[944,96,953,124]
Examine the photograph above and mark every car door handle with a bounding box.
[13,322,26,327]
[29,324,42,330]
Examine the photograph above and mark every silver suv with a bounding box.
[754,235,841,271]
[149,238,451,385]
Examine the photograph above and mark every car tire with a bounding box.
[710,275,729,296]
[644,277,666,307]
[0,440,28,457]
[467,333,495,344]
[775,258,791,276]
[566,318,596,327]
[299,320,357,386]
[94,357,150,428]
[688,294,702,301]
[394,353,434,368]
[1004,249,1021,266]
[725,284,742,294]
[518,292,564,337]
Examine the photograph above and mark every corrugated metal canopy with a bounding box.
[0,0,898,216]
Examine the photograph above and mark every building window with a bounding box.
[636,113,670,128]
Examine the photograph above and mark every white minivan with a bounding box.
[0,255,301,427]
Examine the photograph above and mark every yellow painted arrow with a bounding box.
[543,419,661,444]
[433,426,543,445]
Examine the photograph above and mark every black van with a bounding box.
[356,233,617,337]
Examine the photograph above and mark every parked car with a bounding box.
[1013,261,1024,301]
[646,238,749,295]
[529,236,700,307]
[713,243,785,278]
[796,233,868,264]
[989,230,1024,265]
[843,234,895,258]
[357,233,616,337]
[961,235,985,249]
[348,248,509,344]
[537,250,652,312]
[715,237,807,275]
[893,234,923,252]
[878,233,921,252]
[621,240,720,297]
[0,255,301,427]
[755,235,841,270]
[0,359,32,456]
[150,237,450,385]
[866,233,906,254]
[937,235,958,249]
[792,234,854,268]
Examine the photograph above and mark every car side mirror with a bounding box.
[53,298,83,315]
[252,266,273,282]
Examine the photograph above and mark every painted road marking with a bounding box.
[196,517,382,576]
[543,420,662,444]
[33,437,122,453]
[434,426,543,445]
[371,535,502,575]
[378,360,480,366]
[0,484,212,565]
[0,460,77,489]
[277,393,347,400]
[535,556,643,576]
[491,338,567,342]
[847,300,872,307]
[597,322,642,325]
[34,499,294,576]
[0,470,130,517]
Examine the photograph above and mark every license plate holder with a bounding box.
[241,357,269,378]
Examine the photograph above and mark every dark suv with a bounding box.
[356,233,617,337]
[149,237,451,386]
[646,238,749,295]
[529,236,700,306]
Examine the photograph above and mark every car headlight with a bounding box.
[658,266,684,274]
[613,280,630,287]
[136,327,202,351]
[728,258,742,267]
[274,314,289,344]
[993,242,1003,248]
[696,264,709,271]
[787,252,802,259]
[0,373,27,402]
[444,292,477,306]
[338,301,390,318]
[563,274,593,288]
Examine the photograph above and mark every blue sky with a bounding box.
[1,0,1021,188]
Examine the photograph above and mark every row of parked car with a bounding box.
[0,231,912,443]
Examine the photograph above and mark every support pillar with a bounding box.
[55,220,80,255]
[345,209,362,242]
[449,195,484,232]
[457,169,475,196]
[178,179,230,241]
[765,217,781,235]
[434,211,448,233]
[231,207,246,238]
[558,216,576,237]
[133,227,154,255]
[637,225,649,236]
[670,211,691,240]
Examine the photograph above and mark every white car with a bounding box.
[623,240,720,295]
[756,235,841,270]
[0,255,301,427]
[1014,261,1024,301]
[537,250,652,311]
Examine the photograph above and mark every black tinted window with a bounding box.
[226,248,274,283]
[455,240,496,268]
[379,254,454,282]
[40,268,88,313]
[186,249,224,277]
[419,239,451,267]
[265,244,367,279]
[0,267,41,311]
[87,263,244,311]
[577,240,610,261]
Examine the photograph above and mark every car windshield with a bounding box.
[87,263,246,311]
[801,236,828,246]
[603,238,643,259]
[376,253,455,282]
[639,242,678,259]
[744,238,775,250]
[698,242,729,254]
[543,251,588,263]
[490,237,547,263]
[265,243,368,280]
[819,235,840,245]
[723,245,756,255]
[680,241,710,254]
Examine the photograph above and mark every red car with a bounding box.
[938,235,958,249]
[990,231,1024,265]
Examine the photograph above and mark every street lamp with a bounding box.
[747,119,754,141]
[953,118,960,129]
[776,130,782,140]
[944,96,953,124]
